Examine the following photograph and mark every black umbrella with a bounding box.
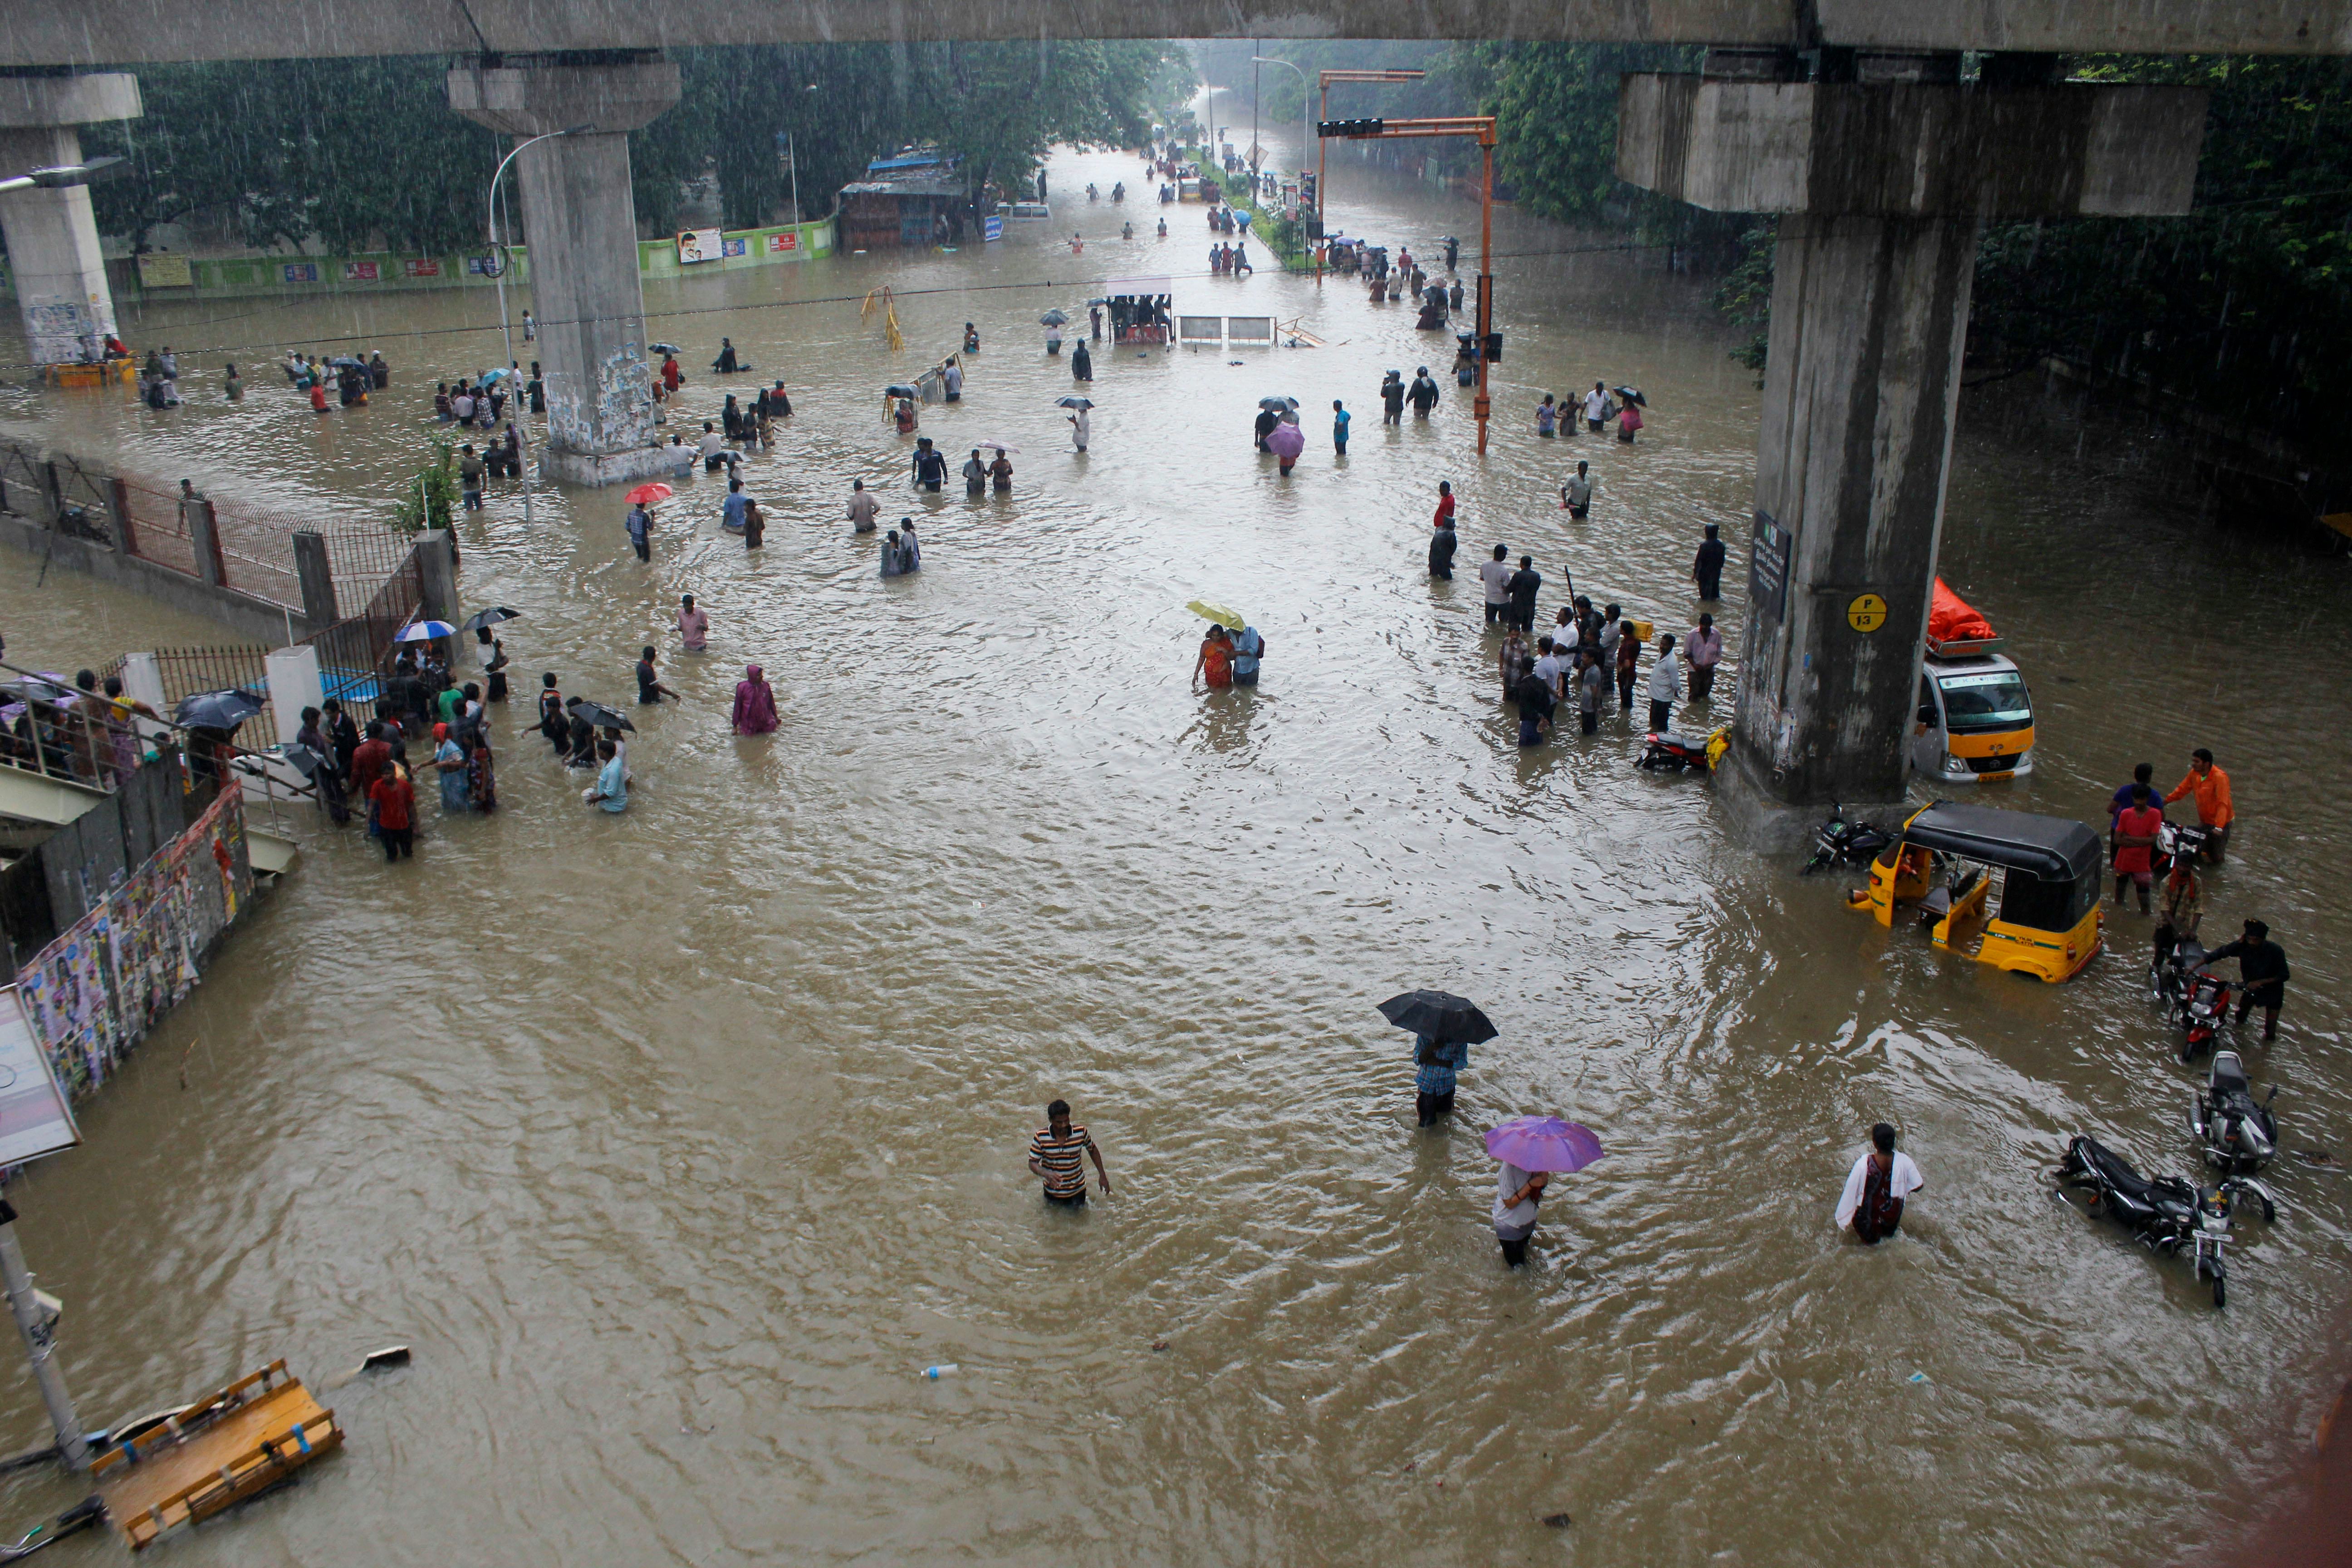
[174,689,265,732]
[1258,396,1299,411]
[461,606,522,633]
[885,383,921,398]
[278,743,327,779]
[1614,385,1647,407]
[1039,308,1070,327]
[1377,990,1498,1044]
[569,700,636,732]
[649,343,682,355]
[1056,396,1095,410]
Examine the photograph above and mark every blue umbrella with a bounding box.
[396,620,457,642]
[174,689,264,732]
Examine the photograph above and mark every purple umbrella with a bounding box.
[1483,1117,1606,1174]
[1265,420,1305,461]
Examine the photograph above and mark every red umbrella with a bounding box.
[624,482,673,506]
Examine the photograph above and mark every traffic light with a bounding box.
[1483,331,1504,363]
[1317,118,1384,139]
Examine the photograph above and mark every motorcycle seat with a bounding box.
[2075,1135,2166,1205]
[2210,1053,2251,1096]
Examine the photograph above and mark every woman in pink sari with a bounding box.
[730,665,779,735]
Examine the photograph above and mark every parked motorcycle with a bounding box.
[2153,818,2212,876]
[2057,1133,2273,1308]
[1801,804,1891,876]
[1636,727,1728,774]
[2190,1051,2283,1187]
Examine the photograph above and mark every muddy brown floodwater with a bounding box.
[0,121,2343,1566]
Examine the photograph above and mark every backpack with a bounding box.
[1855,1157,1904,1243]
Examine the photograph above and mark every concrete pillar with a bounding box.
[413,529,458,626]
[292,530,338,624]
[0,75,139,366]
[450,58,680,487]
[1616,71,2207,843]
[184,496,225,588]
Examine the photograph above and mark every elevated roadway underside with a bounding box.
[4,0,2352,65]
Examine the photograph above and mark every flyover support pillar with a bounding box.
[450,57,680,487]
[0,75,140,367]
[1617,59,2207,846]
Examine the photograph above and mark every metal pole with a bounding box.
[1475,140,1494,456]
[488,125,591,528]
[0,1205,86,1470]
[788,136,801,228]
[1317,81,1328,285]
[1252,45,1259,185]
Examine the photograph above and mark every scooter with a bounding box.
[2173,961,2237,1063]
[2154,818,2212,876]
[1636,727,1729,774]
[1801,804,1891,875]
[2190,1052,2284,1187]
[2056,1134,2270,1308]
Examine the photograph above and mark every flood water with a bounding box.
[0,120,2344,1566]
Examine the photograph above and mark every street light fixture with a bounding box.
[487,123,594,528]
[0,154,127,194]
[1250,57,1310,241]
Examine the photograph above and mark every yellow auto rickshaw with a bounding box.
[1848,802,2103,981]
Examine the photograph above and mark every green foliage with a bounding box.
[1715,221,1778,373]
[1969,55,2352,446]
[81,58,500,254]
[392,442,458,535]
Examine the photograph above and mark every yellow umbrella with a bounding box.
[1186,600,1245,630]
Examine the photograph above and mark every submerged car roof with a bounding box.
[1902,802,2101,881]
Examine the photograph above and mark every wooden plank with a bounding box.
[102,1368,337,1550]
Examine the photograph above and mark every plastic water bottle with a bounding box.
[921,1363,959,1380]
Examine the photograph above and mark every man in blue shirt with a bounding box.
[1415,1034,1468,1126]
[1230,624,1264,687]
[1331,399,1351,456]
[721,478,748,532]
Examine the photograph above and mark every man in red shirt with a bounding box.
[369,762,415,862]
[348,722,392,828]
[2113,783,2163,913]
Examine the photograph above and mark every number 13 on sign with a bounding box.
[1847,593,1888,633]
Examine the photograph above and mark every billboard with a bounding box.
[0,991,78,1169]
[136,254,192,288]
[676,227,723,264]
[721,235,747,257]
[766,231,800,254]
[982,216,1004,242]
[282,262,319,284]
[341,260,380,283]
[402,258,442,278]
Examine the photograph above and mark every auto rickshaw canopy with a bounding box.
[1897,802,2102,883]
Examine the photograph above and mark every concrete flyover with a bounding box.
[4,0,2352,62]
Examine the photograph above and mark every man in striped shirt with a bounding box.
[1028,1100,1112,1206]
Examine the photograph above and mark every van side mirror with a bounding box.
[1917,704,1937,725]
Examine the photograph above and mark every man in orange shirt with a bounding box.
[2165,748,2234,862]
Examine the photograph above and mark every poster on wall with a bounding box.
[282,262,319,284]
[982,216,1004,242]
[0,990,79,1168]
[721,236,747,258]
[766,232,800,254]
[342,260,381,283]
[676,228,723,264]
[1749,508,1794,624]
[137,254,193,288]
[403,258,442,278]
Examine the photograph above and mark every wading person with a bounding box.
[847,478,879,534]
[636,646,679,706]
[2112,783,2163,913]
[1686,613,1722,702]
[1616,626,1640,714]
[1414,1033,1469,1127]
[1193,624,1233,691]
[2164,748,2234,861]
[1507,554,1542,634]
[1576,651,1605,735]
[369,757,416,862]
[963,448,987,495]
[1332,398,1351,456]
[2153,858,2202,973]
[1561,461,1592,519]
[1028,1099,1110,1206]
[1836,1123,1923,1244]
[1646,633,1681,733]
[625,499,652,562]
[2205,919,2290,1042]
[1428,510,1457,580]
[678,593,709,655]
[1493,1161,1548,1268]
[730,665,779,735]
[583,739,628,813]
[1480,544,1513,627]
[1692,523,1725,600]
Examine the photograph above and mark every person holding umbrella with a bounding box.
[1266,413,1304,476]
[1485,1117,1605,1267]
[1379,990,1498,1128]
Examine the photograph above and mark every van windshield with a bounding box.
[1938,671,2032,732]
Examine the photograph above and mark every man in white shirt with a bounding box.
[1645,632,1681,733]
[1598,605,1624,661]
[1582,382,1610,431]
[1478,544,1513,627]
[1686,613,1724,702]
[697,420,726,470]
[1561,461,1593,518]
[1531,638,1565,703]
[1835,1123,1925,1244]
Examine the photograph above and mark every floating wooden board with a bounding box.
[93,1361,341,1551]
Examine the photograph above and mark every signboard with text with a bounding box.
[402,258,442,278]
[765,231,800,254]
[282,263,319,284]
[0,990,79,1169]
[136,254,192,288]
[982,216,1003,242]
[676,227,723,264]
[342,260,380,283]
[1749,508,1794,623]
[721,235,747,258]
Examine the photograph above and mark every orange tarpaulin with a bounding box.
[1928,579,1996,646]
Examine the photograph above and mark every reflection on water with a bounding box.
[0,131,2341,1566]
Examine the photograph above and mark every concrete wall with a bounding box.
[0,216,838,307]
[6,0,2352,63]
[0,510,320,646]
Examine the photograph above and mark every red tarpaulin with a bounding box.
[1928,579,1996,646]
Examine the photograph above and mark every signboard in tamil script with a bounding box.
[982,216,1003,242]
[403,258,442,278]
[766,231,801,254]
[1749,508,1794,623]
[676,227,723,264]
[342,260,380,283]
[136,254,193,288]
[0,990,78,1168]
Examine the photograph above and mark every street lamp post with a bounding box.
[487,124,593,528]
[1250,56,1310,270]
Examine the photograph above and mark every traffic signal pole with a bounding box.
[1313,69,1426,289]
[1317,113,1499,454]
